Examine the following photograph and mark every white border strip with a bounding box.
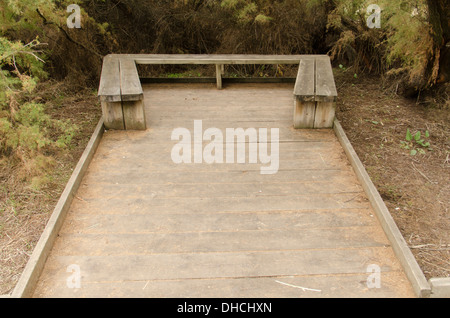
[11,118,105,298]
[333,119,431,298]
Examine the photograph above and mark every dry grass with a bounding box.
[0,79,101,295]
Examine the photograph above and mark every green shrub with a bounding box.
[322,0,448,93]
[0,35,77,187]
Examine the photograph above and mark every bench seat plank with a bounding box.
[314,57,337,128]
[119,59,146,130]
[115,54,321,65]
[120,59,144,102]
[98,56,124,130]
[293,59,316,128]
[294,59,315,102]
[98,56,121,103]
[315,57,337,103]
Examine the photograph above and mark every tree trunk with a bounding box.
[426,0,450,85]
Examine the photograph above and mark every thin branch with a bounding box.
[411,162,437,184]
[15,51,46,63]
[35,8,103,60]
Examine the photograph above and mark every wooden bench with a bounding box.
[98,54,337,130]
[293,56,337,128]
[98,56,146,130]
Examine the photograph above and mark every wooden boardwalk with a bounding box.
[33,83,415,297]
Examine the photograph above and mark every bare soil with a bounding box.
[335,69,450,279]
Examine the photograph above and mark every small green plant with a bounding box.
[338,64,358,79]
[167,73,183,78]
[400,128,431,155]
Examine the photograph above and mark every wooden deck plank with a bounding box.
[32,83,416,298]
[65,193,373,215]
[60,210,376,235]
[99,131,339,145]
[74,183,364,202]
[79,170,363,187]
[49,226,390,256]
[93,148,347,163]
[78,159,348,172]
[34,272,414,298]
[34,248,404,283]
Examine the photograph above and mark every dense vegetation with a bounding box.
[0,0,448,185]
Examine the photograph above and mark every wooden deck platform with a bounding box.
[32,83,415,297]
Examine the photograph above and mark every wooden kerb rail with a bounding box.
[98,54,337,130]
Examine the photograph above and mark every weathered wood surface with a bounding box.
[98,54,336,130]
[33,84,415,298]
[119,59,144,102]
[119,58,146,130]
[314,101,336,128]
[100,58,146,130]
[100,101,124,130]
[294,101,316,129]
[122,100,146,130]
[99,56,124,129]
[98,56,121,102]
[215,64,223,89]
[293,56,337,129]
[115,54,320,65]
[315,57,337,102]
[293,59,315,101]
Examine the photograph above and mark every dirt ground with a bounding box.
[0,71,448,295]
[0,80,102,295]
[335,70,449,280]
